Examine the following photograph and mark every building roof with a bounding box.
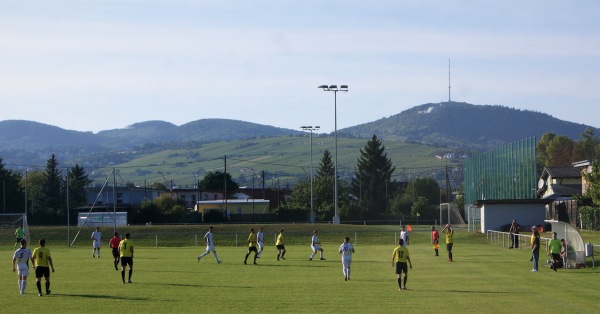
[546,184,582,197]
[474,199,554,206]
[544,167,581,178]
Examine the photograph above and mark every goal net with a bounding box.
[439,203,466,226]
[0,213,29,245]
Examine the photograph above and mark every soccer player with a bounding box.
[244,227,258,265]
[256,226,265,258]
[276,229,286,261]
[14,224,24,250]
[109,232,122,270]
[32,238,55,296]
[91,227,103,258]
[548,232,561,272]
[118,233,134,284]
[339,237,355,281]
[392,239,412,290]
[400,225,409,247]
[197,226,222,264]
[431,226,439,256]
[442,224,454,262]
[12,238,34,294]
[309,230,325,261]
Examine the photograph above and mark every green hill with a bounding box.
[88,135,460,187]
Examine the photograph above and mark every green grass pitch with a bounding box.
[2,226,599,313]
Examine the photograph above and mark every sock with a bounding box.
[18,280,22,292]
[277,253,281,260]
[37,281,42,294]
[320,251,323,259]
[281,251,286,257]
[22,280,26,293]
[45,281,50,293]
[449,252,453,260]
[244,253,249,262]
[435,249,438,255]
[310,252,316,259]
[213,252,219,261]
[128,269,132,281]
[121,270,125,282]
[397,278,402,288]
[347,268,351,278]
[403,276,407,287]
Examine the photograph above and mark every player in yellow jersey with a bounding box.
[118,233,134,284]
[392,239,412,290]
[32,239,55,296]
[244,228,258,265]
[276,229,286,261]
[442,224,454,262]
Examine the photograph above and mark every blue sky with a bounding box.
[1,1,599,134]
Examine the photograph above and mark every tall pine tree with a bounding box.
[316,149,334,178]
[351,135,395,219]
[68,164,91,210]
[38,154,63,223]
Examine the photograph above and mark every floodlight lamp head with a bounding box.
[329,85,338,90]
[315,126,320,129]
[318,85,329,90]
[340,85,348,91]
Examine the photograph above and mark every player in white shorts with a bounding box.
[197,226,222,263]
[309,230,325,261]
[339,237,355,281]
[256,227,265,258]
[12,239,34,294]
[91,227,103,257]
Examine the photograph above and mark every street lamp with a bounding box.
[317,84,348,224]
[301,125,320,223]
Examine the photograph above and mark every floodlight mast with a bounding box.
[317,84,348,224]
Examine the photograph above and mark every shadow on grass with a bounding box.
[418,289,513,294]
[56,293,150,301]
[145,282,254,289]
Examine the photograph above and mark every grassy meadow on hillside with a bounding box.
[86,135,460,187]
[2,225,599,313]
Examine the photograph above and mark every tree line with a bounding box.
[4,128,600,226]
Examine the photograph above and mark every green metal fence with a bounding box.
[464,137,537,206]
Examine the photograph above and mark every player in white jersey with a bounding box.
[400,226,409,247]
[339,237,355,281]
[197,226,222,263]
[91,227,103,257]
[309,230,325,261]
[12,239,34,294]
[256,227,265,258]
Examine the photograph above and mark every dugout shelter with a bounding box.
[545,220,586,268]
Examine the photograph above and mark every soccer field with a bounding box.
[2,230,599,314]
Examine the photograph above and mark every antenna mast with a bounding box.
[448,59,451,102]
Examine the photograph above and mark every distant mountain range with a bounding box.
[341,102,594,149]
[0,102,595,167]
[0,118,301,151]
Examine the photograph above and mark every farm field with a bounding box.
[1,225,599,313]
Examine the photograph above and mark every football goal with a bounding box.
[0,213,29,245]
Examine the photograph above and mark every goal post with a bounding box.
[0,213,29,246]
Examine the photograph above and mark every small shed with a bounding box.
[475,199,553,233]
